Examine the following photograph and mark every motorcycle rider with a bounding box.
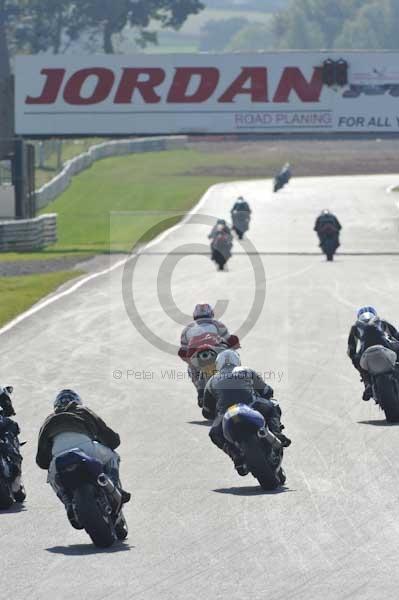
[231,197,251,239]
[231,196,251,214]
[314,209,342,244]
[203,350,291,476]
[0,386,26,503]
[178,304,240,403]
[347,306,399,400]
[36,389,130,527]
[208,219,232,242]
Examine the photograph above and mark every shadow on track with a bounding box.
[187,420,212,427]
[357,419,399,427]
[213,486,294,496]
[0,504,27,515]
[46,542,132,556]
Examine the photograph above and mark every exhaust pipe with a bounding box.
[97,473,122,508]
[257,427,282,450]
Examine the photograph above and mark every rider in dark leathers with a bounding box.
[347,306,399,400]
[36,389,130,527]
[203,350,291,475]
[314,210,342,244]
[231,196,251,214]
[0,386,26,502]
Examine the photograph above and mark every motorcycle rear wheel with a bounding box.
[0,478,14,509]
[74,484,115,547]
[241,436,280,491]
[376,375,399,423]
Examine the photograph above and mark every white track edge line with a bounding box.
[0,185,216,337]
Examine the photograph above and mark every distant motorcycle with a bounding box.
[319,223,340,261]
[55,449,128,547]
[231,208,250,240]
[222,403,286,490]
[360,345,399,422]
[0,431,26,509]
[211,229,232,271]
[273,163,291,193]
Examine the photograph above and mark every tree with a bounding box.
[336,0,399,49]
[0,0,204,57]
[226,23,274,51]
[79,0,204,53]
[199,17,248,51]
[272,0,364,50]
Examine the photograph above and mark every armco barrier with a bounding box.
[0,214,56,251]
[35,136,188,210]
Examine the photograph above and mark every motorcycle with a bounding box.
[0,431,26,509]
[187,332,230,417]
[273,163,291,193]
[211,230,232,271]
[222,403,286,490]
[55,449,128,547]
[231,208,250,240]
[360,345,399,422]
[319,224,340,261]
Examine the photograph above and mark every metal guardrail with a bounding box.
[35,136,188,209]
[0,214,56,251]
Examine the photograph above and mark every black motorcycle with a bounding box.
[231,209,250,240]
[0,431,26,509]
[211,230,232,271]
[319,225,340,261]
[222,403,285,490]
[56,449,128,547]
[360,345,399,422]
[273,163,291,193]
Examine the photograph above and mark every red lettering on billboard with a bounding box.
[167,67,219,103]
[24,64,324,107]
[114,68,165,103]
[218,68,268,103]
[273,67,322,102]
[63,68,115,105]
[26,69,66,104]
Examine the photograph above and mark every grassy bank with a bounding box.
[0,270,83,328]
[0,144,266,326]
[40,147,267,253]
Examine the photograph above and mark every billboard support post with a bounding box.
[13,139,35,219]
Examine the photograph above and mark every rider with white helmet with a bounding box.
[203,350,291,476]
[178,304,240,402]
[314,209,342,243]
[36,389,130,527]
[347,307,399,400]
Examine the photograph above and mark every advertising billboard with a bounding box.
[14,52,399,135]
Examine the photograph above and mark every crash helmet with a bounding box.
[193,303,214,320]
[0,386,14,417]
[216,349,241,371]
[357,306,378,324]
[54,389,82,413]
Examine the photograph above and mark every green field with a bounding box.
[40,148,268,253]
[34,138,105,188]
[0,270,83,328]
[0,145,270,326]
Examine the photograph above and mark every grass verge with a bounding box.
[40,147,268,253]
[0,271,83,328]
